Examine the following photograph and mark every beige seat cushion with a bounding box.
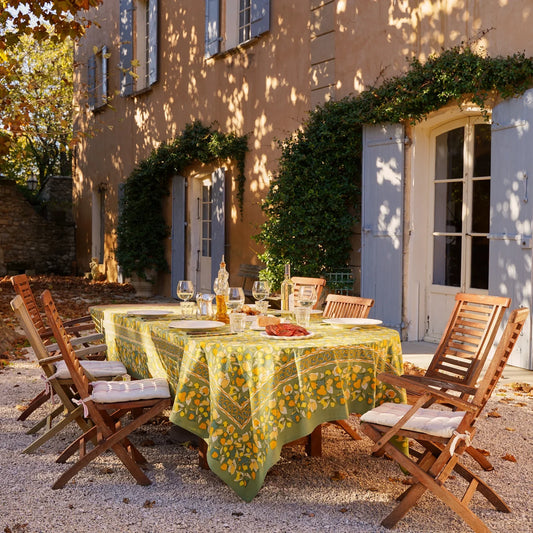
[53,360,127,380]
[360,402,466,438]
[90,378,170,403]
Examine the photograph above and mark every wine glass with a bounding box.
[227,287,245,313]
[177,280,195,302]
[252,280,270,302]
[298,285,317,309]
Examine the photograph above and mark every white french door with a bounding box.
[425,117,491,341]
[188,176,214,294]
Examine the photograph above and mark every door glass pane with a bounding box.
[201,184,212,258]
[470,236,489,289]
[473,124,491,177]
[435,127,464,180]
[434,181,463,232]
[433,236,461,287]
[472,179,490,233]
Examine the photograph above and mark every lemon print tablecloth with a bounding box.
[91,304,406,501]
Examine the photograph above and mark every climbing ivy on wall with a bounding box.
[256,45,533,289]
[116,121,248,279]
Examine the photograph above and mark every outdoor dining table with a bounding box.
[90,303,407,501]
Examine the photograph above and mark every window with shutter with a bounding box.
[88,46,109,111]
[205,0,270,57]
[120,0,158,95]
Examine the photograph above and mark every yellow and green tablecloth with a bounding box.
[91,304,406,501]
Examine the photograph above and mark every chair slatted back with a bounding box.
[11,274,48,337]
[472,307,528,416]
[41,290,91,399]
[425,293,510,386]
[323,294,374,319]
[10,295,55,377]
[291,277,327,309]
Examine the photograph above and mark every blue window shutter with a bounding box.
[148,0,158,85]
[119,0,134,96]
[251,0,270,37]
[101,45,108,102]
[205,0,220,58]
[88,55,96,109]
[211,168,225,288]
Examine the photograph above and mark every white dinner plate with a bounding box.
[260,331,315,340]
[322,318,383,327]
[127,309,175,317]
[168,320,225,330]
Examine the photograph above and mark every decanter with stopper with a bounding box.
[213,255,230,324]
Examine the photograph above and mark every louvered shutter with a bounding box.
[251,0,270,37]
[120,0,134,96]
[88,55,96,109]
[148,0,158,85]
[205,0,220,57]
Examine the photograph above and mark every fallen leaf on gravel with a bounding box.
[502,454,517,462]
[487,409,501,418]
[505,427,516,431]
[231,512,243,517]
[123,498,130,504]
[101,467,114,474]
[514,402,527,407]
[143,500,156,508]
[302,512,315,517]
[475,447,490,456]
[330,470,345,481]
[339,508,348,513]
[511,382,532,393]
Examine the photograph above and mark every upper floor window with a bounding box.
[205,0,270,58]
[120,0,158,96]
[88,45,109,111]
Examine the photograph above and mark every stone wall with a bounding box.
[0,178,76,276]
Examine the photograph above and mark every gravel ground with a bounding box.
[2,351,533,533]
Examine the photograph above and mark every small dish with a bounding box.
[322,318,383,327]
[168,320,225,330]
[127,309,175,317]
[260,331,315,340]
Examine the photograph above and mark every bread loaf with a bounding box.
[257,316,281,327]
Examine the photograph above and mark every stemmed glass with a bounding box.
[177,280,195,302]
[298,285,317,309]
[252,280,270,303]
[227,287,245,313]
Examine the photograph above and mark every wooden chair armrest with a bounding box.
[377,372,476,412]
[63,315,93,326]
[400,374,477,396]
[70,333,105,346]
[39,354,64,365]
[73,344,107,359]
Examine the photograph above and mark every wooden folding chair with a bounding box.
[292,276,327,309]
[383,292,511,470]
[11,295,127,454]
[238,264,262,303]
[302,295,376,449]
[11,274,105,421]
[323,294,375,319]
[42,290,171,489]
[359,307,528,532]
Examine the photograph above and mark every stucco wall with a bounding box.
[73,0,533,295]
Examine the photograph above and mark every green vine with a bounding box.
[116,121,248,279]
[256,45,533,289]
